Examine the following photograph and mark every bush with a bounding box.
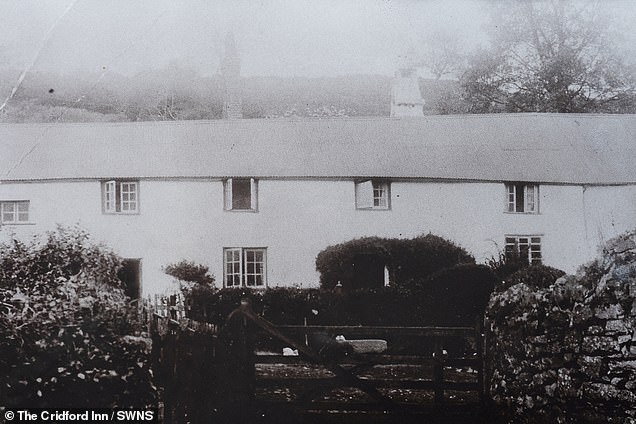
[497,264,566,293]
[164,260,215,286]
[486,250,529,282]
[406,264,496,325]
[0,227,156,408]
[315,234,474,290]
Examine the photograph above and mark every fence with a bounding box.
[150,298,487,423]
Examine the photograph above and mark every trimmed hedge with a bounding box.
[315,234,475,290]
[183,266,494,328]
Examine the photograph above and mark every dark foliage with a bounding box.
[487,250,530,282]
[315,234,474,290]
[407,264,497,325]
[0,227,156,408]
[497,264,566,293]
[460,0,636,114]
[184,280,489,329]
[164,260,215,286]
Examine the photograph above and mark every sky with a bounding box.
[0,0,635,79]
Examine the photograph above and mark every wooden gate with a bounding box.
[218,300,487,423]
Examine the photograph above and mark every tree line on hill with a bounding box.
[0,0,634,123]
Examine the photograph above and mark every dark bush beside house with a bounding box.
[0,227,156,408]
[315,234,474,290]
[406,264,496,325]
[495,264,566,293]
[486,249,530,282]
[164,260,217,320]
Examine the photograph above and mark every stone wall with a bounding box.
[486,231,636,424]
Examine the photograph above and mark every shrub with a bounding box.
[497,264,566,293]
[315,234,474,290]
[0,226,156,408]
[164,260,217,320]
[164,260,215,286]
[391,234,476,285]
[406,264,496,325]
[486,249,529,282]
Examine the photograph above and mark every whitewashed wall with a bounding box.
[1,179,633,295]
[583,185,636,258]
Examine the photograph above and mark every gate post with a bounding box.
[433,337,445,406]
[476,313,487,409]
[218,298,256,423]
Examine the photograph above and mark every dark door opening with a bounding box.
[118,259,141,300]
[351,254,385,290]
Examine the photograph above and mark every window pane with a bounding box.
[232,179,252,210]
[372,182,388,208]
[1,202,15,222]
[526,185,535,212]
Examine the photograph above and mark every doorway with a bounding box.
[118,259,141,299]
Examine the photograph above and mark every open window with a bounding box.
[355,180,390,210]
[103,180,139,214]
[505,183,538,213]
[224,178,258,211]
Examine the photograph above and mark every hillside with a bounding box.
[0,68,462,123]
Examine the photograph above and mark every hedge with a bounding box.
[181,266,494,328]
[315,234,475,290]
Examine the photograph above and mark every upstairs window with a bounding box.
[506,183,538,213]
[224,247,267,288]
[505,236,542,265]
[103,180,138,214]
[355,180,390,210]
[224,178,258,211]
[1,201,30,224]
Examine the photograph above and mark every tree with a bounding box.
[461,0,636,113]
[420,30,466,80]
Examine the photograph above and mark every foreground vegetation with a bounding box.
[0,227,156,408]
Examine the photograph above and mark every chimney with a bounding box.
[221,32,242,119]
[390,49,424,117]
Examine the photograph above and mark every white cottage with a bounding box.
[0,114,635,296]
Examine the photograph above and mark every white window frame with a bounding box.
[223,247,267,288]
[355,180,390,210]
[103,180,139,214]
[505,183,539,213]
[505,235,542,265]
[224,178,258,211]
[0,201,30,224]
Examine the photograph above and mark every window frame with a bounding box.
[505,183,539,214]
[224,178,258,212]
[223,247,267,288]
[505,235,542,265]
[0,200,31,224]
[355,179,391,210]
[102,180,139,214]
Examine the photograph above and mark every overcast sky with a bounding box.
[0,0,635,78]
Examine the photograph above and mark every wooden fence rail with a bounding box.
[151,298,487,423]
